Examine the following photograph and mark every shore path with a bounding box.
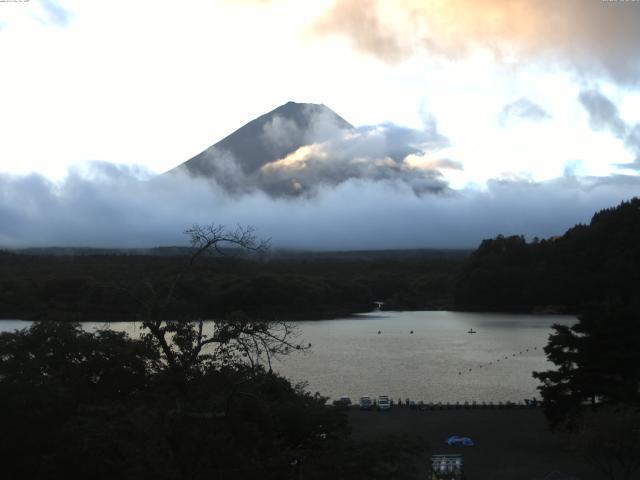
[348,408,597,480]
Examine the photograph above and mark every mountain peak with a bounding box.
[172,101,353,177]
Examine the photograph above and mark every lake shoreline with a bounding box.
[0,305,577,324]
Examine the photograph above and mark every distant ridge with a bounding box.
[170,101,353,177]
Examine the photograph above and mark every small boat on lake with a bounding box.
[467,329,476,334]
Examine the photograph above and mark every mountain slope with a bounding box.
[171,101,353,177]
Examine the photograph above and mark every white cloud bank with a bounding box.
[1,162,638,250]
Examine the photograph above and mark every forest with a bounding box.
[0,248,463,322]
[455,197,640,314]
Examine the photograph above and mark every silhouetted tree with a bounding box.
[533,306,640,430]
[125,224,308,389]
[0,322,157,480]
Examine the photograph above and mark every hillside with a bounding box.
[454,197,640,313]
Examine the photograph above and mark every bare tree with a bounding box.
[125,224,307,386]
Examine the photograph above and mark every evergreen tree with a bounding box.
[533,306,640,430]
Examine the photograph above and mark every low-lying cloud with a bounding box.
[181,106,452,197]
[1,161,639,250]
[255,121,452,197]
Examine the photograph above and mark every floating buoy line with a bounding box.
[372,328,542,377]
[456,346,541,376]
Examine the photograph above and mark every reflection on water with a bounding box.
[273,311,575,402]
[0,311,575,402]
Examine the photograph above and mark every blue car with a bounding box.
[446,436,474,447]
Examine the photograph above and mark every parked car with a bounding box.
[359,395,373,410]
[378,395,391,411]
[333,395,352,409]
[446,436,474,447]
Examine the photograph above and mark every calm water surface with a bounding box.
[272,311,575,402]
[1,311,575,402]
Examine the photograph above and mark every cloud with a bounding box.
[579,89,627,136]
[38,0,71,27]
[1,161,639,250]
[257,142,449,197]
[313,0,406,62]
[260,116,304,152]
[255,119,451,197]
[498,98,551,126]
[579,89,640,169]
[624,125,640,170]
[181,107,451,197]
[563,160,587,178]
[312,0,640,85]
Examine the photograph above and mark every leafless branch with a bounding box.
[118,223,311,387]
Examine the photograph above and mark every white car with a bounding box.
[378,395,391,410]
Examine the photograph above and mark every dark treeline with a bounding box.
[455,197,640,313]
[0,321,427,480]
[0,249,465,322]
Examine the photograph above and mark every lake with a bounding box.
[0,310,574,402]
